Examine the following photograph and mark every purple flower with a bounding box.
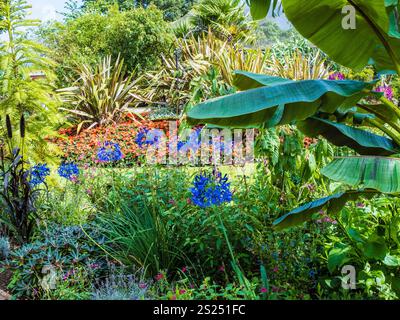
[58,162,79,181]
[30,163,50,187]
[328,72,345,80]
[97,142,123,162]
[190,171,233,208]
[376,85,394,101]
[135,127,160,148]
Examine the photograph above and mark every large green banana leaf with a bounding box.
[187,79,375,128]
[297,117,400,156]
[321,156,400,193]
[281,0,400,73]
[273,190,377,230]
[247,0,282,19]
[233,70,294,90]
[386,0,400,38]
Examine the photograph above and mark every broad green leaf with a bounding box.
[297,117,399,156]
[359,103,400,123]
[273,190,376,230]
[248,0,282,19]
[364,238,389,260]
[187,79,375,128]
[233,70,293,90]
[386,0,400,38]
[249,0,269,20]
[347,228,365,243]
[282,0,400,73]
[328,244,354,273]
[383,254,400,266]
[322,156,400,193]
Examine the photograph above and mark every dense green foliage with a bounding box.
[38,5,173,83]
[76,0,194,21]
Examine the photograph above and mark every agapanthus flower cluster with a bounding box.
[177,128,202,152]
[97,142,123,162]
[328,72,345,80]
[135,127,160,148]
[376,84,394,101]
[58,162,80,181]
[190,171,233,208]
[30,164,50,187]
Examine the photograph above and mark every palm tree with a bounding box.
[190,0,256,43]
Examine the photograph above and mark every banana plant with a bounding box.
[187,0,400,230]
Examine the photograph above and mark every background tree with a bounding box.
[0,0,61,163]
[38,5,174,84]
[189,0,256,43]
[67,0,194,21]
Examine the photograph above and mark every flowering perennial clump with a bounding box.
[97,142,123,162]
[58,162,80,181]
[190,171,233,208]
[30,164,50,187]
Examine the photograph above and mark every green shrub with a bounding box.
[38,5,174,83]
[2,224,107,299]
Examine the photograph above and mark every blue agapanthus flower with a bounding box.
[135,127,160,148]
[58,162,80,181]
[30,163,50,187]
[190,171,233,208]
[97,142,123,162]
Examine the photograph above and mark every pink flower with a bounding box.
[376,85,394,101]
[356,202,366,208]
[272,286,280,293]
[260,287,268,293]
[179,289,186,295]
[273,266,279,273]
[71,176,79,184]
[181,266,187,273]
[155,273,164,281]
[218,265,225,272]
[139,282,147,289]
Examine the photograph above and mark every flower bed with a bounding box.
[52,114,175,166]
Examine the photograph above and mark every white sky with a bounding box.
[27,0,82,21]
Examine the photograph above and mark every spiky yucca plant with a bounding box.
[144,31,268,111]
[58,56,146,133]
[269,50,332,80]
